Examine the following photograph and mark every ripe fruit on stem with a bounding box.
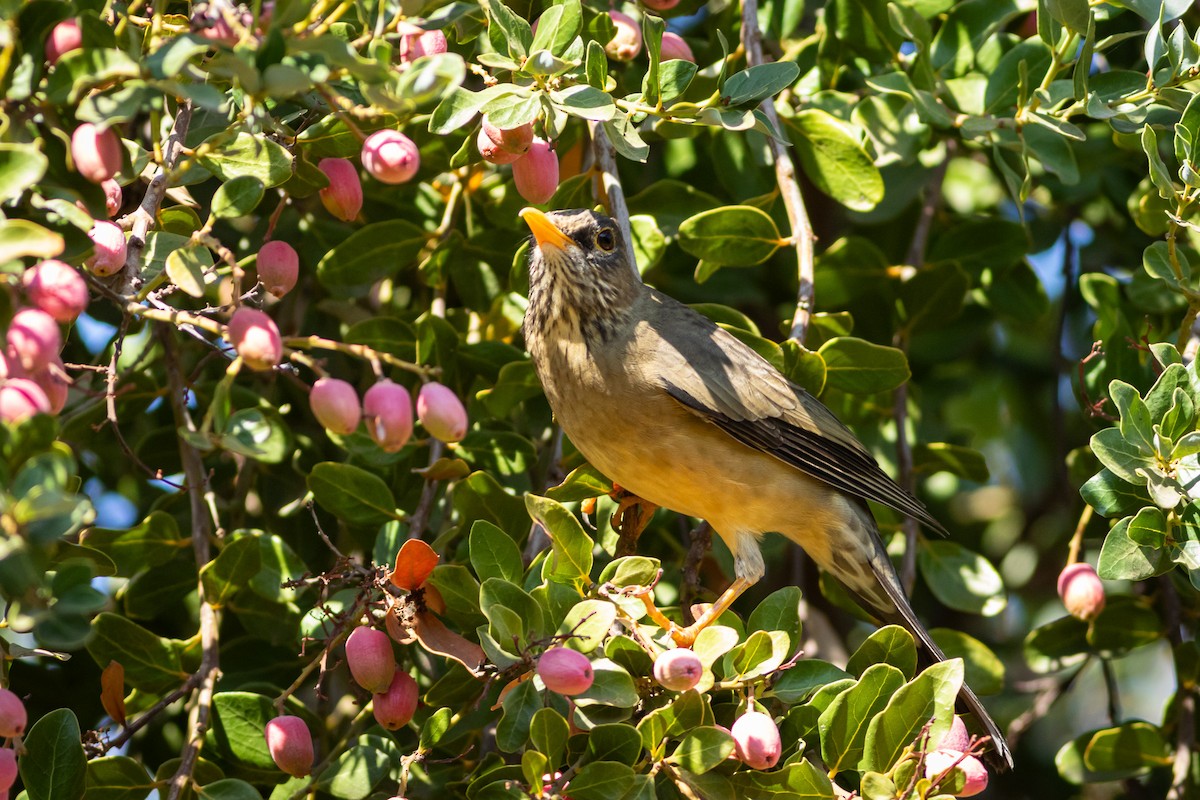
[398,23,447,62]
[373,671,419,730]
[0,689,26,737]
[653,648,703,691]
[87,221,127,276]
[606,12,643,61]
[346,626,397,694]
[0,380,51,424]
[318,158,363,221]
[257,241,299,298]
[362,130,420,185]
[71,123,122,184]
[24,260,89,322]
[363,380,414,452]
[264,715,313,777]
[731,711,781,769]
[925,749,989,797]
[45,19,82,65]
[482,118,533,156]
[310,378,361,435]
[7,308,61,372]
[227,307,282,371]
[512,138,560,205]
[1057,562,1106,621]
[660,32,695,62]
[0,749,15,792]
[416,382,468,443]
[537,647,593,696]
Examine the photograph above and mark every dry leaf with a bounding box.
[410,611,486,677]
[100,660,126,726]
[390,538,440,591]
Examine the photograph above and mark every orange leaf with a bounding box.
[100,661,126,726]
[390,538,439,591]
[422,583,446,615]
[410,610,486,677]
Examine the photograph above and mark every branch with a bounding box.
[680,521,712,622]
[587,121,637,279]
[739,0,815,343]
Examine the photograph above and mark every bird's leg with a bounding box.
[611,486,658,557]
[667,577,754,647]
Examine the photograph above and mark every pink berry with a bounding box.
[310,377,361,435]
[660,32,694,62]
[264,716,313,777]
[653,648,703,692]
[482,118,533,157]
[363,380,414,452]
[606,12,643,61]
[256,241,299,298]
[0,380,50,424]
[227,307,282,371]
[0,690,25,738]
[346,626,397,694]
[361,130,420,185]
[45,18,83,65]
[731,711,781,770]
[0,750,14,792]
[23,260,88,322]
[537,647,593,696]
[416,382,468,443]
[86,220,127,276]
[30,358,69,414]
[101,178,122,218]
[398,24,448,62]
[372,671,419,730]
[941,715,971,752]
[512,138,559,205]
[71,123,122,184]
[7,308,60,372]
[925,749,989,797]
[643,0,680,9]
[317,158,363,222]
[1057,562,1106,621]
[477,129,521,165]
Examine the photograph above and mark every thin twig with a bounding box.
[680,522,712,621]
[94,674,200,756]
[1162,576,1195,799]
[587,121,637,279]
[739,0,814,342]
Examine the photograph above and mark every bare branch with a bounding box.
[588,121,637,279]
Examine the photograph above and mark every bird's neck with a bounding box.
[526,268,634,354]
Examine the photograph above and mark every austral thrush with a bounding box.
[520,207,1012,768]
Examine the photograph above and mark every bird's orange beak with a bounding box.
[520,207,573,251]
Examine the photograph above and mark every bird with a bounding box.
[519,206,1012,770]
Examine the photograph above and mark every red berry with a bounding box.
[925,749,989,797]
[264,715,313,777]
[416,382,468,443]
[45,19,82,65]
[512,138,560,205]
[0,750,15,792]
[0,380,50,424]
[71,124,122,184]
[653,648,703,691]
[30,357,68,414]
[227,307,282,371]
[372,671,419,730]
[643,0,680,9]
[537,648,594,696]
[363,380,414,452]
[257,241,299,298]
[310,378,361,435]
[398,24,447,62]
[362,130,420,185]
[0,690,26,738]
[346,626,397,694]
[482,118,533,157]
[317,158,363,222]
[23,260,88,323]
[606,12,643,61]
[1057,562,1106,621]
[660,32,694,62]
[7,308,61,372]
[477,129,521,165]
[941,715,971,752]
[731,711,781,770]
[86,220,127,276]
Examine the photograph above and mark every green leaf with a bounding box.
[316,745,394,800]
[817,337,910,394]
[1047,0,1090,33]
[212,175,265,219]
[496,678,540,752]
[917,540,1007,617]
[551,85,616,121]
[597,556,661,588]
[772,659,852,703]
[1081,469,1153,518]
[912,443,990,482]
[929,629,1005,696]
[586,723,643,765]
[747,586,803,653]
[1024,615,1091,674]
[531,0,582,55]
[85,756,155,800]
[721,62,800,107]
[1109,381,1156,454]
[198,779,261,800]
[530,707,570,765]
[86,613,186,693]
[526,494,593,585]
[200,533,261,607]
[197,132,292,187]
[786,109,884,211]
[308,462,400,526]
[847,625,917,679]
[1088,595,1162,655]
[1090,427,1158,485]
[862,659,963,773]
[219,408,289,464]
[0,218,65,262]
[164,245,212,299]
[469,520,524,584]
[0,143,48,203]
[559,599,617,653]
[575,659,638,708]
[205,692,278,770]
[80,511,188,577]
[1127,506,1167,547]
[820,663,906,774]
[562,762,635,800]
[316,220,428,294]
[677,206,783,267]
[21,708,86,800]
[1082,722,1171,775]
[669,727,735,774]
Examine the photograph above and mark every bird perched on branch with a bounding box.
[519,206,1012,769]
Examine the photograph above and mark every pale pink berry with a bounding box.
[227,307,282,371]
[317,158,363,222]
[45,19,83,65]
[7,308,60,372]
[1058,562,1106,621]
[86,220,127,276]
[30,358,69,414]
[101,178,122,218]
[731,711,781,770]
[0,690,26,738]
[643,0,680,8]
[256,241,299,298]
[398,23,448,62]
[660,32,694,62]
[925,749,989,797]
[71,123,122,184]
[346,626,397,694]
[0,379,50,424]
[0,750,15,792]
[361,130,420,185]
[606,12,642,61]
[482,118,533,157]
[477,129,521,165]
[941,715,971,752]
[310,378,361,435]
[537,648,593,696]
[653,648,703,692]
[372,671,419,730]
[416,382,468,443]
[264,716,313,777]
[363,380,413,452]
[23,260,88,322]
[512,138,559,205]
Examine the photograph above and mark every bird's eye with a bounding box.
[594,228,616,252]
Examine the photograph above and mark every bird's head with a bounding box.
[520,208,641,325]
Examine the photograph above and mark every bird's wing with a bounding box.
[639,290,947,535]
